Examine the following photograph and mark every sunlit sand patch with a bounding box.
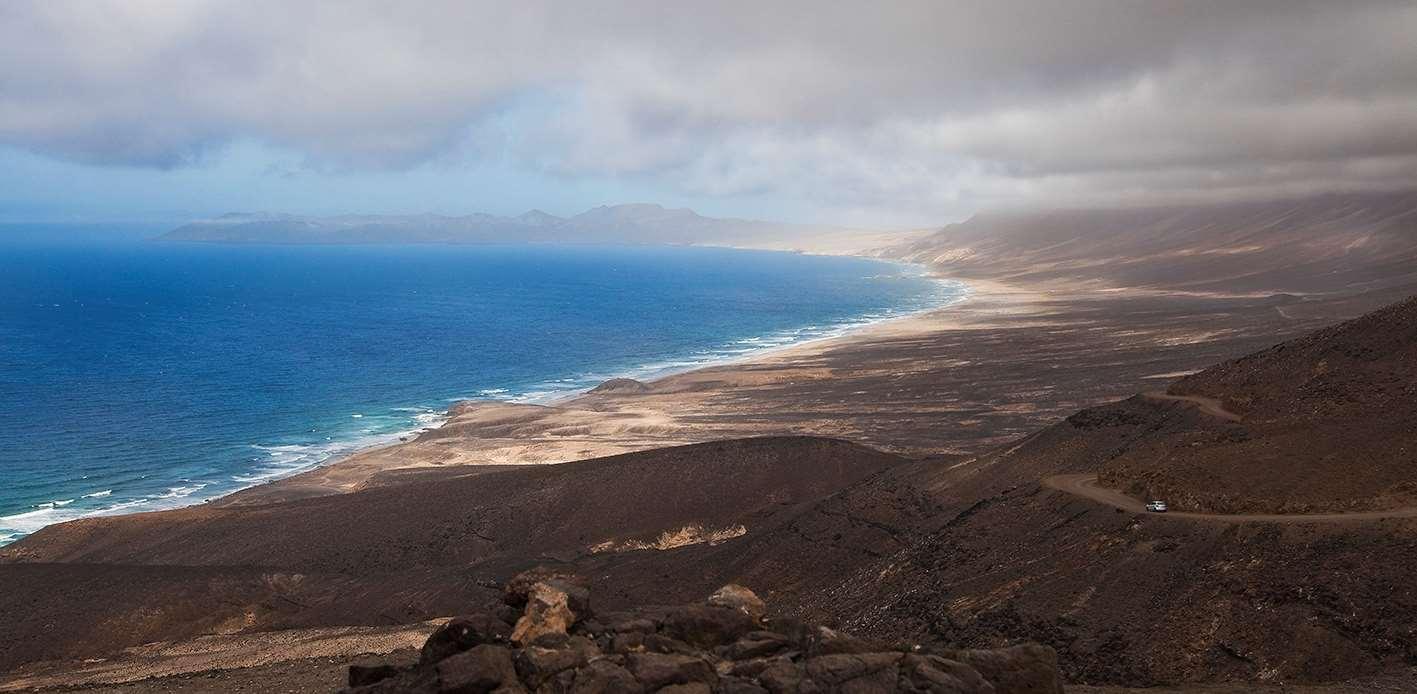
[1157,330,1230,346]
[588,524,747,554]
[1142,370,1201,380]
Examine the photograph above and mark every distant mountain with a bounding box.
[158,204,921,254]
[882,190,1417,295]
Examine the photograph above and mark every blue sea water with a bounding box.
[0,226,963,544]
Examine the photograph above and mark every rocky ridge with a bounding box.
[345,570,1064,693]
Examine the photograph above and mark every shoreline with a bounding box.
[0,254,974,535]
[521,260,968,406]
[209,264,990,506]
[543,269,972,406]
[205,274,1057,507]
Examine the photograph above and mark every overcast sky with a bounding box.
[3,1,1415,227]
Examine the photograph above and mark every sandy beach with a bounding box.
[216,272,1356,508]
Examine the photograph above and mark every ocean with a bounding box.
[0,227,963,544]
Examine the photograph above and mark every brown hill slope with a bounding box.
[1102,295,1417,513]
[3,437,900,570]
[0,437,922,672]
[814,295,1417,685]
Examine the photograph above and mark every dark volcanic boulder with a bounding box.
[436,644,518,693]
[570,659,643,693]
[420,613,512,665]
[949,644,1064,694]
[626,652,718,689]
[656,604,758,649]
[344,578,1064,693]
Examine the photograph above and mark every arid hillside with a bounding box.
[0,438,928,674]
[886,191,1417,295]
[817,295,1417,686]
[1103,296,1417,513]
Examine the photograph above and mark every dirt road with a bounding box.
[1043,474,1417,523]
[1142,391,1243,422]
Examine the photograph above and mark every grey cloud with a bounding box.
[2,0,1415,220]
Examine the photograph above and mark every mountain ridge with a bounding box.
[881,189,1417,295]
[157,203,911,253]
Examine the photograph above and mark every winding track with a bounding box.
[1043,474,1417,523]
[1141,391,1243,422]
[1047,391,1417,522]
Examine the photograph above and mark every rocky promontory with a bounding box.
[586,378,654,395]
[345,569,1063,693]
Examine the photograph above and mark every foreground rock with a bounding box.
[344,573,1062,693]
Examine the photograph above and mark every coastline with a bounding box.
[210,274,1041,506]
[219,258,1362,509]
[210,263,986,506]
[0,248,956,543]
[10,192,1417,690]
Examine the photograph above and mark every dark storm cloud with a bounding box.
[2,0,1415,218]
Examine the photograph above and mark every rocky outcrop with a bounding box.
[511,581,580,646]
[586,378,653,395]
[707,584,767,621]
[344,570,1063,693]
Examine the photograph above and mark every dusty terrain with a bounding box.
[5,191,1417,692]
[0,438,921,680]
[817,301,1417,684]
[1044,473,1417,523]
[1134,296,1417,513]
[2,627,436,693]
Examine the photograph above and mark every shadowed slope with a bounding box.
[0,437,909,672]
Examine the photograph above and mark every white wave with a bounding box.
[1,506,68,532]
[1,484,214,541]
[462,265,966,408]
[156,483,208,499]
[232,406,452,487]
[32,498,76,510]
[538,270,967,405]
[81,489,112,498]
